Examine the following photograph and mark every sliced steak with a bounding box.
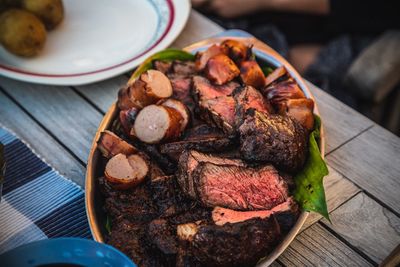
[199,95,236,135]
[212,197,298,227]
[178,150,245,199]
[179,217,281,267]
[193,163,289,210]
[233,85,273,127]
[220,39,252,64]
[239,111,308,173]
[160,136,233,155]
[193,76,239,100]
[135,143,176,175]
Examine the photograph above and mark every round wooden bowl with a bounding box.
[85,30,325,266]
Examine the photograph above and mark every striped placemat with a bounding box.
[0,127,91,254]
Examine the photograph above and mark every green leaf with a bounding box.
[294,115,330,221]
[129,49,195,82]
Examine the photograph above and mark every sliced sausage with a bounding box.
[160,99,189,132]
[97,130,137,158]
[104,153,149,189]
[133,105,184,144]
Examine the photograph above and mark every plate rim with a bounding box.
[0,0,191,86]
[85,34,326,266]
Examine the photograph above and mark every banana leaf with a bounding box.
[294,116,330,221]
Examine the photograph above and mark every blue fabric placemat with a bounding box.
[0,127,91,254]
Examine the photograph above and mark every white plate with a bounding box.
[0,0,190,86]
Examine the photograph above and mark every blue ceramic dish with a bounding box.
[0,238,136,267]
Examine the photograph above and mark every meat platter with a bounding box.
[86,31,326,267]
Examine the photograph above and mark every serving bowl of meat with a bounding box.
[86,30,327,267]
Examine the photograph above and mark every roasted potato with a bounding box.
[0,9,46,57]
[21,0,64,30]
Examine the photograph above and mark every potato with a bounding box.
[0,9,47,57]
[21,0,64,30]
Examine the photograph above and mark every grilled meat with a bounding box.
[199,95,236,135]
[119,107,139,137]
[191,162,290,210]
[205,54,240,85]
[278,98,315,131]
[220,39,252,64]
[170,60,197,77]
[195,44,228,71]
[233,85,272,127]
[179,217,281,267]
[212,197,298,229]
[193,75,239,100]
[97,130,137,158]
[153,60,173,74]
[240,60,266,88]
[177,150,245,199]
[239,111,308,173]
[262,80,305,111]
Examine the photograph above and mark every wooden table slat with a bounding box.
[307,82,375,154]
[321,192,400,263]
[74,76,128,113]
[0,76,103,163]
[327,125,400,215]
[278,223,373,266]
[0,91,85,186]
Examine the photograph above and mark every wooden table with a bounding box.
[0,10,399,266]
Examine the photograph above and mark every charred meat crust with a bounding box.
[239,111,308,173]
[189,217,281,267]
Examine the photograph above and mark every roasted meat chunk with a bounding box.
[170,60,197,77]
[195,44,228,71]
[204,54,240,85]
[240,60,266,88]
[190,162,290,210]
[239,111,308,172]
[262,80,305,111]
[220,39,252,64]
[279,98,315,131]
[179,217,281,267]
[119,107,139,137]
[177,150,245,199]
[153,60,173,74]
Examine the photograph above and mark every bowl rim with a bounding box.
[85,34,325,266]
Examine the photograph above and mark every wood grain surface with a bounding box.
[321,193,400,263]
[327,125,400,215]
[278,223,373,266]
